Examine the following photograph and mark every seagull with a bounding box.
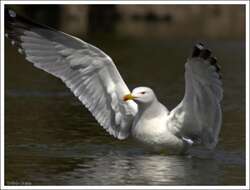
[5,8,223,154]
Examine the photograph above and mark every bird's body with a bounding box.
[5,8,223,155]
[130,93,183,153]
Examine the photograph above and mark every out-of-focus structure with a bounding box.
[11,5,245,40]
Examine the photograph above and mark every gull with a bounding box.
[5,9,223,154]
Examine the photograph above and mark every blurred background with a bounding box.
[5,5,246,186]
[7,4,245,39]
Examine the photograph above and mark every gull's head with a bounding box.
[123,87,156,105]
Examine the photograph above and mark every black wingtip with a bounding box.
[197,42,204,47]
[191,43,222,79]
[209,57,217,65]
[5,7,18,34]
[209,57,221,72]
[192,43,211,59]
[200,49,211,59]
[5,7,16,22]
[5,7,59,34]
[192,43,204,57]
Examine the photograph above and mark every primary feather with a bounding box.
[168,44,223,149]
[5,8,138,140]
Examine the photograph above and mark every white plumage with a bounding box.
[5,9,223,154]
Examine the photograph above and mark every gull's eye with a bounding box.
[140,91,146,94]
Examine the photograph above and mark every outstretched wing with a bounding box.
[168,43,223,149]
[5,8,138,139]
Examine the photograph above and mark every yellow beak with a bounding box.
[123,93,135,101]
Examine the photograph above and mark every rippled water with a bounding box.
[5,36,245,185]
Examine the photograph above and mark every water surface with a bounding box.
[5,36,245,185]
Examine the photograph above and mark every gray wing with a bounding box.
[5,8,138,139]
[168,44,223,149]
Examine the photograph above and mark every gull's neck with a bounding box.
[137,98,168,119]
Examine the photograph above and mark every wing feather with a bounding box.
[168,44,223,149]
[5,8,138,139]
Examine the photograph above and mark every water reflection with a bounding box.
[6,141,245,185]
[55,147,245,185]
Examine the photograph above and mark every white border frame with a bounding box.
[0,1,249,190]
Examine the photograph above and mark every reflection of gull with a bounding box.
[47,148,220,185]
[70,155,188,185]
[5,8,223,154]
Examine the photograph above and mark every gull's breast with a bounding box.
[131,113,184,152]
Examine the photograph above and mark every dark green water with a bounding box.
[5,36,245,185]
